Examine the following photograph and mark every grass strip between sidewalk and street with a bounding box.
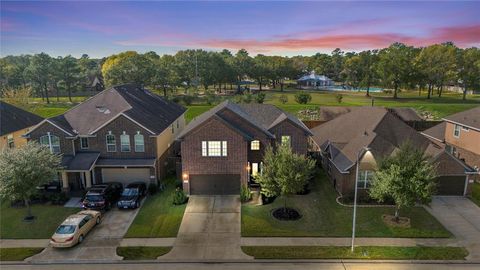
[470,182,480,207]
[0,248,44,261]
[241,246,468,260]
[117,246,172,260]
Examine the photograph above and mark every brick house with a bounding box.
[422,106,480,170]
[176,101,312,195]
[24,84,186,192]
[310,107,475,197]
[0,101,43,150]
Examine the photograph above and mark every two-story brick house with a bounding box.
[24,84,186,192]
[176,101,312,195]
[422,106,480,170]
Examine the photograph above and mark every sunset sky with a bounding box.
[1,1,480,57]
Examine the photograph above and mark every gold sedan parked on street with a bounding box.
[50,210,102,248]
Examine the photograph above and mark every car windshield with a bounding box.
[122,188,138,196]
[85,194,103,201]
[56,225,76,234]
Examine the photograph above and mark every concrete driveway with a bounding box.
[162,195,252,261]
[28,207,139,263]
[425,196,480,261]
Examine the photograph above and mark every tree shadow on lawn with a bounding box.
[241,170,451,238]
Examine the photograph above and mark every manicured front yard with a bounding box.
[125,178,187,238]
[0,248,44,261]
[0,202,78,239]
[242,246,468,260]
[471,181,480,207]
[242,170,451,238]
[117,246,171,260]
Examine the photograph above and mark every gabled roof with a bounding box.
[388,107,422,122]
[298,73,332,82]
[311,107,462,173]
[0,101,43,136]
[421,122,446,143]
[442,106,480,131]
[177,101,311,140]
[28,84,186,136]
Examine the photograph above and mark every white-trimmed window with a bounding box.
[281,135,291,147]
[120,132,131,152]
[39,133,60,154]
[134,132,145,152]
[453,124,461,138]
[251,140,260,150]
[357,170,375,189]
[171,124,175,134]
[80,137,89,149]
[201,141,227,157]
[7,134,14,149]
[106,132,116,152]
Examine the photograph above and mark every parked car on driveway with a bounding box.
[117,182,147,209]
[50,210,102,248]
[82,182,123,210]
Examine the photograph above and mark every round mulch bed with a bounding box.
[382,214,411,228]
[272,207,302,221]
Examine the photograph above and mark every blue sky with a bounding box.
[1,1,479,57]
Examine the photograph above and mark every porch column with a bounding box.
[85,171,92,188]
[61,171,69,191]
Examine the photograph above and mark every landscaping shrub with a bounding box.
[335,93,343,103]
[254,92,266,104]
[172,188,188,205]
[279,94,288,104]
[294,92,312,104]
[182,95,194,105]
[148,183,158,195]
[170,96,181,103]
[49,192,68,205]
[240,185,252,202]
[243,93,253,103]
[205,93,217,105]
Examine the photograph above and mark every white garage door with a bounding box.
[101,168,151,187]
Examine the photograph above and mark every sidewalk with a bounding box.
[0,239,49,248]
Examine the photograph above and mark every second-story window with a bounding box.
[201,141,227,157]
[120,132,131,152]
[80,137,89,149]
[40,133,60,154]
[453,124,461,138]
[251,140,260,150]
[281,135,291,147]
[134,132,145,152]
[7,134,14,149]
[106,132,116,152]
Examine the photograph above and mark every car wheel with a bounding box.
[135,202,139,208]
[78,235,84,244]
[96,217,101,224]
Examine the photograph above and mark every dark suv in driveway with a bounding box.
[82,182,123,210]
[117,182,147,209]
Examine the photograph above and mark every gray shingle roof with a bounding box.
[442,106,480,131]
[177,101,311,140]
[45,84,185,136]
[311,107,451,172]
[421,122,446,142]
[61,152,100,171]
[0,101,43,136]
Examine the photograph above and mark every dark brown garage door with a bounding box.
[190,174,240,195]
[436,176,465,195]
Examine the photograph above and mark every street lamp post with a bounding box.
[351,147,370,252]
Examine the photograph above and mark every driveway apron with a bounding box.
[425,196,480,261]
[162,195,252,261]
[28,207,139,263]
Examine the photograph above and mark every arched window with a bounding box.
[106,133,116,152]
[120,131,130,152]
[134,132,144,152]
[39,133,60,154]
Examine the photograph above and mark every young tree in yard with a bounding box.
[254,145,315,215]
[294,91,312,104]
[0,143,61,220]
[369,143,436,221]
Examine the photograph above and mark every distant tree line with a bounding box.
[1,42,479,101]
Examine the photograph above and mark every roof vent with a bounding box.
[96,106,111,114]
[363,130,368,136]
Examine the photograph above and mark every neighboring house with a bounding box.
[297,72,334,89]
[422,106,480,170]
[85,74,105,92]
[0,101,43,149]
[176,101,312,195]
[24,84,186,192]
[311,107,475,197]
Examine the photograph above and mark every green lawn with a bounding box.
[470,182,480,207]
[116,246,172,260]
[124,178,187,238]
[0,248,44,261]
[0,202,78,239]
[241,246,468,260]
[242,170,451,238]
[184,105,214,123]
